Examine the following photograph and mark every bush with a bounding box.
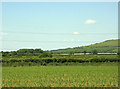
[39,52,52,58]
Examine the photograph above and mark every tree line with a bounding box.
[1,49,52,57]
[1,48,99,57]
[1,48,119,67]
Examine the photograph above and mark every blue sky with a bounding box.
[1,2,118,51]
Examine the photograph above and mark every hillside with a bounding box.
[52,39,118,54]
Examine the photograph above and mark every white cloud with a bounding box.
[84,19,96,24]
[73,32,79,35]
[0,32,8,36]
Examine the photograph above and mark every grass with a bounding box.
[2,65,118,87]
[52,39,118,53]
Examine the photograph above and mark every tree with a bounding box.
[39,52,52,58]
[34,49,43,53]
[92,49,98,55]
[2,51,10,57]
[68,51,74,55]
[83,51,87,55]
[117,52,120,56]
[11,51,17,56]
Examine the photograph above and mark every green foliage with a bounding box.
[68,51,74,55]
[2,55,119,67]
[39,52,52,58]
[2,51,10,57]
[11,51,17,56]
[2,48,44,57]
[92,49,98,55]
[83,50,87,55]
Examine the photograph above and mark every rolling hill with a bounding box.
[52,39,118,54]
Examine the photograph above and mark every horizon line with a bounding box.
[1,38,118,52]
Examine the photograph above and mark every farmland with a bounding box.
[2,51,119,87]
[2,64,118,87]
[1,39,119,87]
[2,1,119,88]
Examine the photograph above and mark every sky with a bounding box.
[1,2,118,51]
[2,0,120,2]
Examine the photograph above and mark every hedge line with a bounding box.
[2,55,119,66]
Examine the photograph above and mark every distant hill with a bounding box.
[52,39,118,54]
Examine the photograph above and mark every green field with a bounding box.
[2,65,118,87]
[52,39,118,54]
